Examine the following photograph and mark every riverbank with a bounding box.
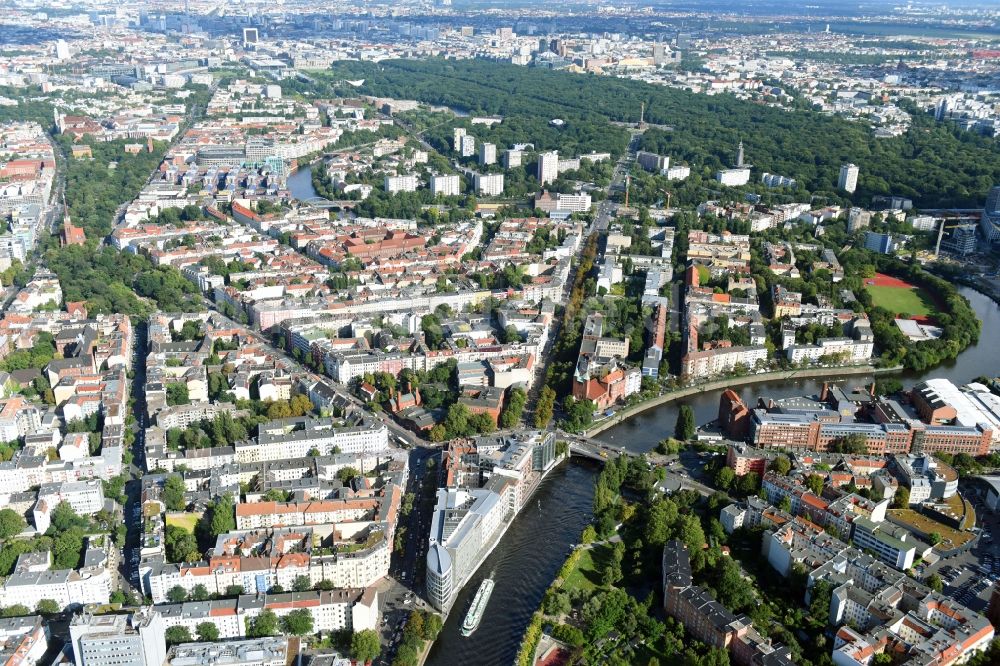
[585,364,890,438]
[514,540,587,666]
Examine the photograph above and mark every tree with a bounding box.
[49,502,87,532]
[874,379,903,396]
[0,508,26,539]
[196,493,236,549]
[423,613,443,641]
[337,467,361,484]
[714,557,755,612]
[926,573,943,593]
[644,498,679,547]
[247,609,279,638]
[769,455,792,476]
[35,599,60,615]
[165,525,200,563]
[225,584,245,597]
[190,584,210,601]
[581,525,597,544]
[830,433,869,454]
[281,609,314,636]
[166,586,189,603]
[928,532,942,546]
[351,629,382,664]
[500,388,527,428]
[0,605,29,618]
[469,412,497,435]
[809,581,833,627]
[535,386,556,428]
[714,467,735,491]
[166,382,190,406]
[196,622,220,642]
[165,626,192,646]
[674,405,695,441]
[163,475,187,511]
[779,495,793,513]
[805,474,825,496]
[677,514,706,553]
[736,471,760,495]
[893,486,910,508]
[292,575,312,592]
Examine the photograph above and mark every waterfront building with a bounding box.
[426,431,559,610]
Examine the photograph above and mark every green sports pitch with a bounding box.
[865,284,938,318]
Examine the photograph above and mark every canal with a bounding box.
[425,462,599,666]
[597,286,1000,453]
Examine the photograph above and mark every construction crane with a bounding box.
[934,218,972,258]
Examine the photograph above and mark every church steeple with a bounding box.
[736,140,745,168]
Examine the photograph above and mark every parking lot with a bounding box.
[923,481,1000,612]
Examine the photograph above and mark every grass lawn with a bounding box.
[562,543,611,595]
[865,285,938,318]
[165,513,200,533]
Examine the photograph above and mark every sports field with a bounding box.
[864,273,940,321]
[866,285,938,318]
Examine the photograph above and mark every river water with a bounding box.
[425,462,598,666]
[286,165,316,201]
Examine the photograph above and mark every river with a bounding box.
[286,165,317,201]
[597,286,1000,453]
[424,462,598,666]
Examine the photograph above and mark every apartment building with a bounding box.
[155,589,378,637]
[473,173,504,196]
[430,174,460,197]
[537,151,558,186]
[383,175,418,193]
[234,417,389,463]
[69,611,165,666]
[786,337,874,365]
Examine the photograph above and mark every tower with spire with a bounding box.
[736,140,745,168]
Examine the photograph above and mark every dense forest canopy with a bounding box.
[320,59,1000,208]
